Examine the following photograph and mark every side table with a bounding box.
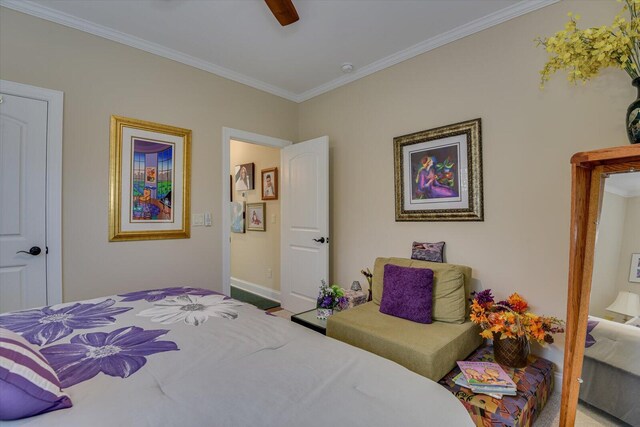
[291,309,327,335]
[438,345,554,427]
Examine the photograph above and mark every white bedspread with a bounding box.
[2,288,472,427]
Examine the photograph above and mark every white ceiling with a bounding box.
[1,0,557,102]
[606,172,640,198]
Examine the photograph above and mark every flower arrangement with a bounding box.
[536,1,640,86]
[470,290,564,345]
[317,280,348,311]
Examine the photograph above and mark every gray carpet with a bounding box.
[230,286,280,310]
[535,392,630,426]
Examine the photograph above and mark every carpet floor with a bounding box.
[535,391,630,426]
[230,287,280,310]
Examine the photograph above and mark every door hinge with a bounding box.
[46,246,49,254]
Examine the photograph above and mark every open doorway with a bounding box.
[221,128,291,308]
[229,140,281,309]
[222,129,330,315]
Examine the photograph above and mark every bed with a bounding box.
[0,287,473,426]
[580,316,640,426]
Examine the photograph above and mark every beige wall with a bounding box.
[615,196,640,305]
[591,192,627,318]
[230,140,281,292]
[297,0,628,365]
[0,8,298,301]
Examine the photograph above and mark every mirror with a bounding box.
[579,171,640,425]
[561,146,640,427]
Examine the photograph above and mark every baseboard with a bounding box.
[230,277,280,303]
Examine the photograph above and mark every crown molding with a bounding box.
[1,0,558,104]
[0,0,301,102]
[296,0,559,102]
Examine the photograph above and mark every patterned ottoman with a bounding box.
[438,346,554,427]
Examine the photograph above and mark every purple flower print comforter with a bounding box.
[1,287,472,427]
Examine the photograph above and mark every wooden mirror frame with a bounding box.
[560,145,640,426]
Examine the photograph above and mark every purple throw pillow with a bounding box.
[379,264,434,324]
[0,328,72,420]
[411,241,445,263]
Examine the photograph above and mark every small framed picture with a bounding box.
[234,162,255,191]
[246,203,266,231]
[230,202,245,234]
[261,167,278,200]
[630,253,640,283]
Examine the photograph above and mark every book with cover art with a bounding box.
[457,361,517,390]
[452,373,505,399]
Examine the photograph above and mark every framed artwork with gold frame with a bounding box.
[394,118,483,221]
[109,115,191,241]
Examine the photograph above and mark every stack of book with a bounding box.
[454,361,518,399]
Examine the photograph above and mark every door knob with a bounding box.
[313,237,326,244]
[16,246,41,256]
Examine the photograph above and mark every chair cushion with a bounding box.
[373,257,470,324]
[379,264,433,324]
[327,302,483,381]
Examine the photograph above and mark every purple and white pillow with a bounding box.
[0,328,72,420]
[411,241,445,263]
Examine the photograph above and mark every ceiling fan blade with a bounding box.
[264,0,299,26]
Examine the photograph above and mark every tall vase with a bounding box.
[493,333,530,368]
[626,77,640,144]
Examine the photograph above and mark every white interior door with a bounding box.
[280,136,329,313]
[0,93,48,313]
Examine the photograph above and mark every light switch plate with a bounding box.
[193,214,204,226]
[204,212,212,226]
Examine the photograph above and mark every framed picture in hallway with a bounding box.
[261,167,278,200]
[109,115,191,241]
[230,202,245,233]
[393,118,483,222]
[247,203,266,231]
[234,162,255,191]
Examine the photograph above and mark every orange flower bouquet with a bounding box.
[470,290,564,345]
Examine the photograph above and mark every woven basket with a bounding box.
[493,332,530,368]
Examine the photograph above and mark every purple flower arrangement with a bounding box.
[316,280,348,311]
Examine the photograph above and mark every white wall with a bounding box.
[0,7,298,302]
[230,140,281,293]
[297,0,628,366]
[591,192,627,318]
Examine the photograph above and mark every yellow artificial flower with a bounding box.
[537,0,640,86]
